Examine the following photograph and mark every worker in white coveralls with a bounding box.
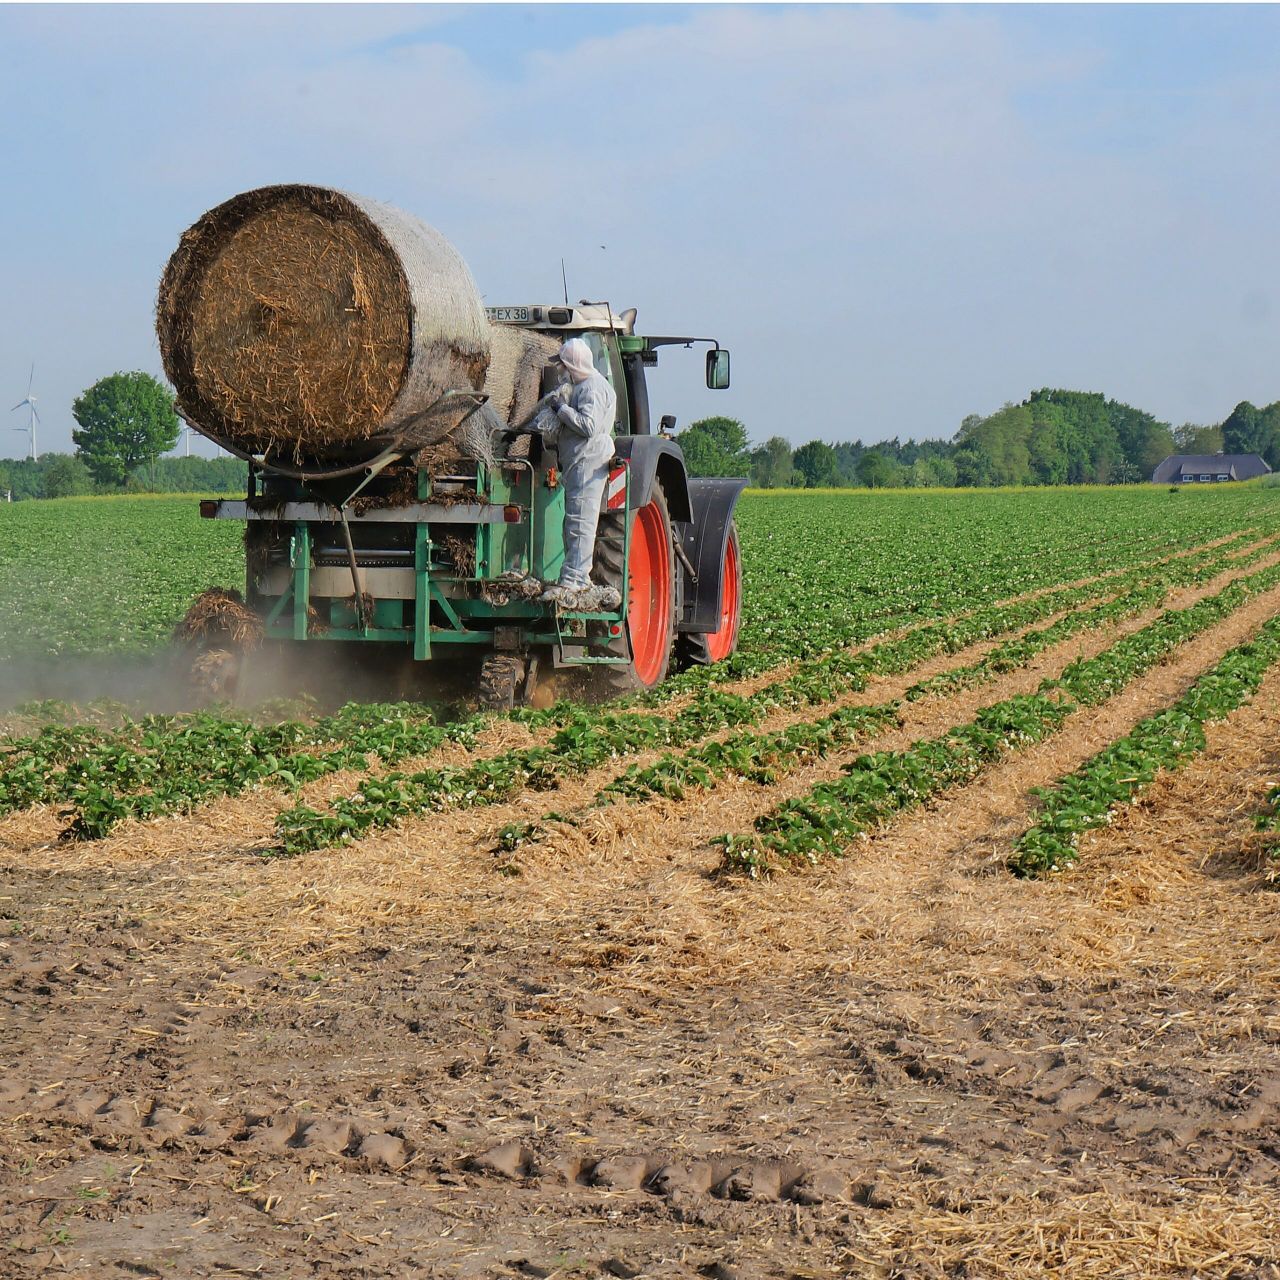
[536,337,622,611]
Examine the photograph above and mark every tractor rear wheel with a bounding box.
[676,520,742,669]
[593,483,676,695]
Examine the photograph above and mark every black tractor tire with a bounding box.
[591,483,677,697]
[675,520,742,670]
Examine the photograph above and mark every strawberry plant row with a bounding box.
[4,516,1271,844]
[587,584,1168,813]
[904,530,1280,703]
[1254,788,1280,835]
[1010,614,1280,876]
[270,540,1278,856]
[564,533,1276,813]
[738,529,1271,716]
[273,690,765,855]
[1251,787,1280,881]
[45,704,488,839]
[599,702,902,803]
[656,493,1280,700]
[900,542,1250,703]
[718,561,1280,876]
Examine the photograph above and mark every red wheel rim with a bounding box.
[703,531,740,662]
[627,500,672,687]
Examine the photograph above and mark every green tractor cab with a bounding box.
[195,306,744,708]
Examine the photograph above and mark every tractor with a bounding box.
[194,302,744,708]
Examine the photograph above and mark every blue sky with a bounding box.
[2,3,1279,459]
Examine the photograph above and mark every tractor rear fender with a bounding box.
[678,477,747,633]
[610,436,693,522]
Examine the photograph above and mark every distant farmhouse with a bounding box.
[1151,453,1271,484]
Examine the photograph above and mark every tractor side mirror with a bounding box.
[705,347,731,390]
[659,414,677,436]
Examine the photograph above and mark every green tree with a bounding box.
[955,404,1033,485]
[674,416,751,478]
[792,440,840,488]
[1026,390,1118,483]
[750,436,795,488]
[856,449,901,488]
[832,441,866,485]
[953,440,993,487]
[41,454,95,497]
[1171,423,1223,454]
[72,372,180,487]
[1221,400,1280,468]
[909,455,956,487]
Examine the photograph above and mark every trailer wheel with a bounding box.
[594,484,676,694]
[677,520,742,668]
[478,654,527,711]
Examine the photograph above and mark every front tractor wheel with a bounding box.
[676,520,742,669]
[595,484,676,694]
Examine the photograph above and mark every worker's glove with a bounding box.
[546,382,572,406]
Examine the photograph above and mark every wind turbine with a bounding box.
[10,364,39,461]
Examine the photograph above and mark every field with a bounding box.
[3,485,1280,1279]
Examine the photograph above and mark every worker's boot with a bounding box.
[538,583,578,608]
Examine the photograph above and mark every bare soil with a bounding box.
[3,583,1280,1278]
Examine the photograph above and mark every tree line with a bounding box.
[1,371,248,501]
[678,390,1280,488]
[0,453,248,501]
[7,373,1280,498]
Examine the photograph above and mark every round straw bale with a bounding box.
[157,184,491,461]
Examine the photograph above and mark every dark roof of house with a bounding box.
[1150,454,1272,483]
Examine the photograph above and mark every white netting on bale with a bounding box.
[483,326,560,426]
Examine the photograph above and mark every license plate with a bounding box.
[485,306,530,323]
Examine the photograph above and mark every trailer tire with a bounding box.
[676,519,742,669]
[478,654,525,711]
[593,483,676,695]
